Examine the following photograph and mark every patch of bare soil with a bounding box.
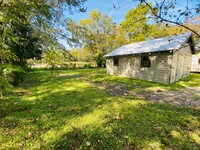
[92,82,200,109]
[140,87,200,108]
[91,81,131,96]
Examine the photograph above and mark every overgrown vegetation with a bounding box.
[0,0,86,95]
[0,68,199,149]
[1,1,200,148]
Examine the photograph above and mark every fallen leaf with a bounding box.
[86,141,91,146]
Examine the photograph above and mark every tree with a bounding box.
[120,4,168,43]
[0,0,86,95]
[44,49,65,70]
[68,10,126,67]
[149,23,168,39]
[0,0,86,65]
[167,16,200,42]
[121,4,153,42]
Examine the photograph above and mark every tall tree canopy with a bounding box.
[0,0,86,95]
[120,4,152,42]
[68,10,127,67]
[0,0,86,65]
[120,4,168,42]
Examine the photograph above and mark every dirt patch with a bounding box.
[91,81,132,96]
[139,87,200,108]
[92,82,200,109]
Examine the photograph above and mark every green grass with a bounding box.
[0,68,200,149]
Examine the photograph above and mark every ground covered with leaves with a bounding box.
[0,68,200,149]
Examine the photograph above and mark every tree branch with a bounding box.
[142,1,200,38]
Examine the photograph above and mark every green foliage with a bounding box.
[121,4,152,42]
[0,0,86,65]
[95,52,105,67]
[120,4,168,42]
[68,10,127,67]
[70,48,93,62]
[0,64,25,96]
[0,75,12,97]
[149,23,169,38]
[43,49,95,70]
[0,49,17,64]
[1,65,24,84]
[43,50,65,69]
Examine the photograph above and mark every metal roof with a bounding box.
[104,32,192,57]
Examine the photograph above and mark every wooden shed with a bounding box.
[191,42,200,72]
[104,33,195,84]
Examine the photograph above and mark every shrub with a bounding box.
[0,64,25,96]
[83,63,92,68]
[0,75,12,97]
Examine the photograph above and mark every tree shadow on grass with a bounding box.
[1,69,199,149]
[47,100,200,150]
[0,84,114,149]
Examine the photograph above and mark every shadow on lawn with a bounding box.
[0,79,114,149]
[50,102,199,150]
[0,69,199,149]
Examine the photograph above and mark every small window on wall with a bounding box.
[199,59,200,64]
[141,56,151,68]
[113,57,119,66]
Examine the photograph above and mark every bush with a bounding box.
[0,75,12,97]
[0,64,25,96]
[94,52,105,68]
[83,63,92,68]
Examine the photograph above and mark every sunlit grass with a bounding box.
[0,68,200,149]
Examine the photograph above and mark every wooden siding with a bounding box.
[170,45,192,83]
[106,52,172,84]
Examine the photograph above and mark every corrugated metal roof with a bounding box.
[104,32,192,57]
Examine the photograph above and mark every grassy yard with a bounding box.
[0,68,200,149]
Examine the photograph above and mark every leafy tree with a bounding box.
[148,23,169,39]
[68,10,127,67]
[0,0,86,95]
[7,18,42,65]
[120,4,152,42]
[120,4,168,42]
[0,0,86,65]
[43,49,65,74]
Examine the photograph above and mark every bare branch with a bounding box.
[142,1,200,37]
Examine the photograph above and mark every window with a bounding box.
[199,59,200,64]
[113,57,119,66]
[141,56,151,68]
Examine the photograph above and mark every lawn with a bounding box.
[0,68,200,149]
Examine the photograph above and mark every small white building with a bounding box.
[191,42,200,72]
[104,33,195,84]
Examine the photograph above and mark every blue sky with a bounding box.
[68,0,138,24]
